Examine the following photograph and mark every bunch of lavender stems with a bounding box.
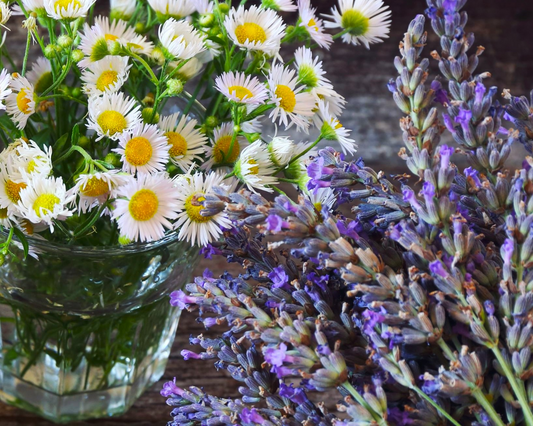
[161,1,533,425]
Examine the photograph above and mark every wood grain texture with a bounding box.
[1,0,532,424]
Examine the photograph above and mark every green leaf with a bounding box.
[243,103,275,122]
[71,124,80,147]
[31,127,52,148]
[12,227,29,259]
[73,204,106,238]
[51,133,70,160]
[94,160,115,170]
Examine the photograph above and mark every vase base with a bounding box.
[0,353,169,424]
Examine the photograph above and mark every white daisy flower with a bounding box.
[71,170,130,214]
[44,0,95,20]
[0,69,12,110]
[317,100,357,155]
[298,0,333,50]
[304,187,337,212]
[6,74,36,130]
[261,0,297,12]
[267,64,315,132]
[110,0,136,19]
[78,16,153,67]
[322,0,391,48]
[113,173,179,243]
[0,164,28,214]
[159,18,206,60]
[0,2,12,27]
[159,112,208,171]
[224,5,286,57]
[294,46,331,90]
[7,139,53,181]
[81,56,131,96]
[0,207,16,229]
[26,57,52,94]
[17,176,73,231]
[194,0,213,14]
[215,71,268,105]
[147,0,196,20]
[168,57,203,81]
[235,142,278,193]
[19,0,45,14]
[114,123,170,175]
[203,122,247,170]
[174,171,232,246]
[268,136,296,167]
[87,91,142,141]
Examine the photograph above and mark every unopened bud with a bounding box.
[104,152,122,168]
[142,107,159,124]
[78,136,91,149]
[44,44,57,59]
[57,35,73,49]
[142,92,155,106]
[166,78,183,96]
[151,47,165,65]
[118,235,132,246]
[71,49,84,63]
[217,3,230,14]
[199,13,215,27]
[135,22,146,33]
[205,116,218,129]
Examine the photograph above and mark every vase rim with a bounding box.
[2,229,189,256]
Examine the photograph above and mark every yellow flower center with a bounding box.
[341,10,370,36]
[213,135,240,164]
[33,193,60,217]
[275,85,296,113]
[227,85,253,101]
[235,23,267,44]
[247,159,259,175]
[16,89,32,114]
[97,110,127,136]
[166,131,187,158]
[334,119,342,129]
[54,0,81,9]
[0,208,8,219]
[184,193,210,223]
[314,202,323,212]
[127,42,143,50]
[105,33,119,41]
[125,136,153,167]
[96,70,119,92]
[5,180,26,203]
[308,18,319,31]
[80,176,110,198]
[128,189,158,221]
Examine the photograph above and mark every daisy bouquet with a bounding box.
[0,0,393,422]
[0,0,391,253]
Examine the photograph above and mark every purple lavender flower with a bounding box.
[475,82,486,104]
[420,182,436,201]
[484,300,495,316]
[464,167,482,187]
[402,187,422,210]
[337,219,361,240]
[443,113,457,134]
[160,378,183,398]
[431,80,449,105]
[439,145,454,169]
[387,79,397,93]
[429,260,448,278]
[200,244,221,259]
[266,214,285,232]
[279,383,309,405]
[455,107,473,127]
[502,238,514,264]
[181,349,202,360]
[264,342,288,367]
[268,266,289,289]
[241,408,266,424]
[425,6,438,19]
[170,290,199,309]
[387,407,414,425]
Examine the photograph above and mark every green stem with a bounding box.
[21,30,32,76]
[412,384,462,426]
[471,388,506,426]
[342,382,387,426]
[130,51,158,85]
[286,135,322,167]
[491,345,533,426]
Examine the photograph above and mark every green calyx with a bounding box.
[321,121,339,141]
[298,65,319,89]
[91,38,110,62]
[341,10,370,36]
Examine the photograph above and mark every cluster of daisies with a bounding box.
[0,0,390,247]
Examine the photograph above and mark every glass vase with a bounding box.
[0,233,199,423]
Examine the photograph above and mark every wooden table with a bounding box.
[1,0,533,424]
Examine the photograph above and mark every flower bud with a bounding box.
[104,152,122,168]
[205,116,218,129]
[142,108,160,124]
[118,235,132,245]
[71,49,85,63]
[44,44,57,59]
[217,3,230,14]
[199,13,215,27]
[57,35,73,49]
[78,136,91,149]
[166,78,183,96]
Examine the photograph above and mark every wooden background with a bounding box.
[1,0,533,424]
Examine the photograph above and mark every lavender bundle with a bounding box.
[161,1,533,425]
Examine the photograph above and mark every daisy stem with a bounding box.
[332,28,351,40]
[130,51,158,85]
[271,186,288,197]
[21,30,32,76]
[286,135,322,167]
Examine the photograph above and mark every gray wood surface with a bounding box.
[1,0,533,424]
